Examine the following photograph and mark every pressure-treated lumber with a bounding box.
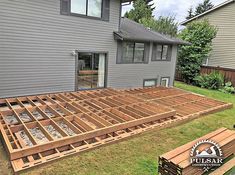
[209,157,235,175]
[158,128,235,175]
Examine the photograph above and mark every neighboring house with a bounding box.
[0,0,187,98]
[181,0,235,68]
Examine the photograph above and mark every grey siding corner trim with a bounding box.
[116,41,150,64]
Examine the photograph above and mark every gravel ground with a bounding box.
[44,125,62,139]
[4,115,18,125]
[57,121,76,136]
[29,127,48,144]
[18,130,33,147]
[19,112,32,122]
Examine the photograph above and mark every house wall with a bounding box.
[191,2,235,69]
[0,0,120,98]
[110,42,178,89]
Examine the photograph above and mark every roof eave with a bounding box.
[113,34,190,45]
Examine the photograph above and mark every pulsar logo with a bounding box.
[190,140,223,172]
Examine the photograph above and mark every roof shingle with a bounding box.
[114,18,189,45]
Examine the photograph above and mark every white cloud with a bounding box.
[122,0,225,23]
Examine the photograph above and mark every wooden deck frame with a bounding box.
[0,87,232,174]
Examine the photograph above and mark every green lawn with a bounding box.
[0,82,234,175]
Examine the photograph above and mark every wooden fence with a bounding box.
[175,66,235,85]
[201,66,235,85]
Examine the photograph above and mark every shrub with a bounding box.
[177,20,217,84]
[219,82,235,94]
[194,71,224,89]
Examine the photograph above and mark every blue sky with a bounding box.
[122,0,225,23]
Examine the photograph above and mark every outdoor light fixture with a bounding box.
[71,50,77,56]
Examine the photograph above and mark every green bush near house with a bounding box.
[194,71,224,90]
[220,82,235,94]
[177,20,217,84]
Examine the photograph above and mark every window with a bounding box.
[152,44,171,61]
[61,0,110,21]
[144,79,157,87]
[71,0,102,18]
[122,42,145,63]
[161,77,170,87]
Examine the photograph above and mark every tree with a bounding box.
[195,0,214,16]
[140,16,178,37]
[177,20,217,83]
[124,0,152,23]
[186,6,194,20]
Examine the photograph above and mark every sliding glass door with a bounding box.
[77,53,106,90]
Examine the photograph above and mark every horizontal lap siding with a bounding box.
[198,3,235,69]
[107,44,178,88]
[0,0,120,98]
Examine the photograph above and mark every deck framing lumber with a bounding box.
[0,87,232,173]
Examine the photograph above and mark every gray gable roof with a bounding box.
[114,18,189,45]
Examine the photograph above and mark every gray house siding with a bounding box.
[183,2,235,69]
[0,0,120,98]
[109,43,178,88]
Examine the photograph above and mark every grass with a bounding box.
[0,81,234,175]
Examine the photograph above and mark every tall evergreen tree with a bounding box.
[140,16,178,37]
[124,0,152,23]
[195,0,214,16]
[186,6,194,20]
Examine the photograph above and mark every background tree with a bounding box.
[140,16,178,37]
[124,0,152,22]
[195,0,214,16]
[177,20,217,83]
[186,6,194,20]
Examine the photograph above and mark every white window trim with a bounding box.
[160,77,170,87]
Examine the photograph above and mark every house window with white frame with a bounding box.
[143,79,158,87]
[160,77,170,87]
[71,0,102,18]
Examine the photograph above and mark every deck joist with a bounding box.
[0,87,232,173]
